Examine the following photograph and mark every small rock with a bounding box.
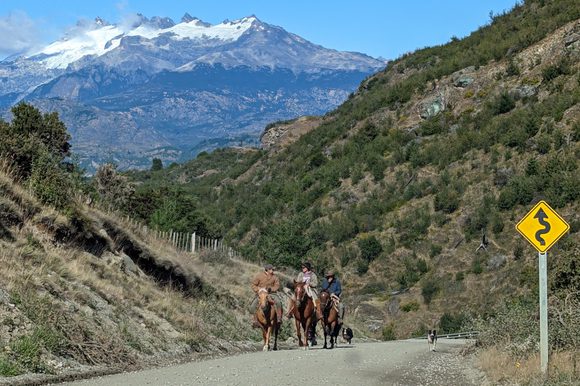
[453,75,474,88]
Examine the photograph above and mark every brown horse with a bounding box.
[291,281,315,349]
[319,290,341,349]
[255,288,280,351]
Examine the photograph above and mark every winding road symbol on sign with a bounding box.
[516,201,569,253]
[533,208,551,246]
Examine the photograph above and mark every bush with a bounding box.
[439,312,467,334]
[421,278,440,305]
[490,92,516,115]
[0,355,20,376]
[358,235,383,262]
[94,163,135,210]
[429,244,442,257]
[471,257,484,274]
[0,103,71,180]
[28,150,71,209]
[464,296,579,356]
[150,158,163,171]
[505,59,520,77]
[401,301,420,312]
[382,323,397,341]
[356,259,369,275]
[434,188,460,213]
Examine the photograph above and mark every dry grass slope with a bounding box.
[0,168,279,384]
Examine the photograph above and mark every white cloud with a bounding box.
[0,11,41,58]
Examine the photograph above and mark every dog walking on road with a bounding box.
[427,329,437,351]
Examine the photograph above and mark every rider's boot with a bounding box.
[276,307,283,324]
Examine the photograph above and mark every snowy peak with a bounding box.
[27,14,259,69]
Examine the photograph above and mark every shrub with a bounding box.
[491,214,505,234]
[505,59,520,77]
[0,355,20,376]
[439,312,468,334]
[150,158,163,171]
[94,163,135,210]
[421,278,440,305]
[434,188,460,213]
[472,258,484,274]
[28,150,71,209]
[401,301,420,312]
[358,235,383,262]
[0,103,71,180]
[356,259,369,275]
[490,92,516,115]
[382,323,397,341]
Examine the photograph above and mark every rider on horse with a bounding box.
[286,261,323,321]
[250,263,283,328]
[321,270,345,324]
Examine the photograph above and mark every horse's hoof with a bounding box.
[273,346,278,351]
[262,346,268,352]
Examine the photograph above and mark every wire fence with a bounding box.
[112,211,243,259]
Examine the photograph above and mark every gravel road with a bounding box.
[56,339,487,386]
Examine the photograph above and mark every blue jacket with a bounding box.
[321,277,342,297]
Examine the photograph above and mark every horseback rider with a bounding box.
[321,270,345,324]
[250,263,283,328]
[286,261,323,320]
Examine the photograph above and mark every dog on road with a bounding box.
[427,329,437,351]
[341,327,353,344]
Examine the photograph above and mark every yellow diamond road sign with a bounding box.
[516,200,570,253]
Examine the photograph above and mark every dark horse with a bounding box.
[319,290,341,349]
[255,288,280,351]
[291,281,316,349]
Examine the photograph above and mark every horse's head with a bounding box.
[293,280,306,306]
[319,290,330,309]
[258,288,272,309]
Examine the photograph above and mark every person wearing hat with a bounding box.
[249,263,283,328]
[286,261,323,320]
[321,270,345,323]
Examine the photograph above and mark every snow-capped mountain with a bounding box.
[0,14,385,171]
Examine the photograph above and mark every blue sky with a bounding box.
[0,0,519,60]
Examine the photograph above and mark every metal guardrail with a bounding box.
[437,331,479,339]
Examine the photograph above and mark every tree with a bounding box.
[151,158,163,171]
[94,164,135,209]
[0,103,71,179]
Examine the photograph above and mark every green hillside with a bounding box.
[126,0,579,342]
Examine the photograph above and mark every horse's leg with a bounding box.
[273,322,279,351]
[304,318,311,350]
[262,327,268,351]
[329,320,336,349]
[295,318,303,347]
[264,325,272,351]
[323,320,328,349]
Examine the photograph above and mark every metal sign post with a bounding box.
[515,200,569,376]
[538,251,548,375]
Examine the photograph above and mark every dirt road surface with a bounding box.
[57,338,487,386]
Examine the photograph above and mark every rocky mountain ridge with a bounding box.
[0,14,385,172]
